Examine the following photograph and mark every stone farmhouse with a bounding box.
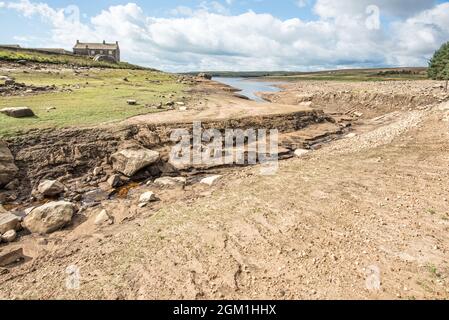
[73,40,120,62]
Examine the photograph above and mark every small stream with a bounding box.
[213,77,286,102]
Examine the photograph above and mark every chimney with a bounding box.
[103,40,106,44]
[76,40,79,44]
[116,41,119,45]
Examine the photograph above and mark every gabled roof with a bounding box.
[73,42,119,50]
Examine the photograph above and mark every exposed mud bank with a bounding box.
[260,80,448,118]
[1,109,331,202]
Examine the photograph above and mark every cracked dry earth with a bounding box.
[1,101,449,300]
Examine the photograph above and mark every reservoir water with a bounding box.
[213,77,286,102]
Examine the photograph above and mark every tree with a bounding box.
[428,41,449,91]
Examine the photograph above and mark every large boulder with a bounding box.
[0,212,20,234]
[111,148,160,177]
[37,179,65,196]
[23,201,75,234]
[0,141,18,188]
[0,107,35,118]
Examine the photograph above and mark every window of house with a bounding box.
[109,50,113,55]
[91,50,95,55]
[100,50,103,54]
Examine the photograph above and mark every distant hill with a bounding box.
[184,67,428,81]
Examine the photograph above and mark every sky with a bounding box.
[0,0,448,72]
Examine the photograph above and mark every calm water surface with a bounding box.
[213,77,286,102]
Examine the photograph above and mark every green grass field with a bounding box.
[0,68,186,137]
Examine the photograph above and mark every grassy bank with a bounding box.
[0,47,144,70]
[0,68,186,137]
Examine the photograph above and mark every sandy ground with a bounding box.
[125,79,314,125]
[1,80,448,299]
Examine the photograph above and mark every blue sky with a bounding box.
[1,0,448,71]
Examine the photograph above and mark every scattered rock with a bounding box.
[111,148,160,177]
[294,149,311,157]
[0,107,35,118]
[94,209,113,225]
[0,213,20,234]
[0,141,19,187]
[154,177,187,187]
[37,179,65,196]
[197,73,212,80]
[0,247,23,267]
[179,106,188,112]
[4,79,15,86]
[354,112,364,117]
[23,201,75,234]
[46,107,56,112]
[1,230,17,243]
[139,191,157,203]
[200,175,222,186]
[176,102,185,106]
[107,174,122,188]
[127,99,137,105]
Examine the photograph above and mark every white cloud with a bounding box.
[314,0,437,18]
[1,0,448,71]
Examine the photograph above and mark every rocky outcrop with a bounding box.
[37,179,65,196]
[0,141,18,188]
[197,73,212,80]
[23,201,75,234]
[111,148,160,177]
